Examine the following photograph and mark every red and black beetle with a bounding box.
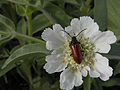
[62,29,86,64]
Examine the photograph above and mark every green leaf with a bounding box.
[0,60,19,77]
[0,43,49,77]
[33,76,41,90]
[107,0,120,39]
[16,4,26,16]
[0,0,8,7]
[0,15,15,45]
[92,79,103,90]
[8,0,71,28]
[42,2,71,27]
[94,0,120,38]
[0,33,14,45]
[0,60,5,69]
[64,0,79,5]
[17,18,27,34]
[35,57,46,74]
[0,14,15,31]
[0,22,15,45]
[80,0,91,16]
[94,0,107,31]
[114,61,120,75]
[7,0,26,4]
[26,6,35,16]
[17,58,33,85]
[1,43,50,69]
[32,14,51,34]
[104,44,120,60]
[16,18,27,45]
[102,78,120,87]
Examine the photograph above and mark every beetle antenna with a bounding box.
[76,28,86,37]
[61,30,72,38]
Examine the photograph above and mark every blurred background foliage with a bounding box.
[0,0,120,90]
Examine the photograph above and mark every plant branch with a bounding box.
[84,75,91,90]
[15,32,45,44]
[27,14,32,36]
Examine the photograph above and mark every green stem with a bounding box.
[84,75,91,90]
[32,64,40,75]
[118,36,120,41]
[27,14,32,36]
[0,31,8,35]
[29,83,33,90]
[0,31,45,44]
[15,32,45,44]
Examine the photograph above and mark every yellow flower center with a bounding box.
[63,34,95,71]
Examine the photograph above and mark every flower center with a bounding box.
[63,34,95,71]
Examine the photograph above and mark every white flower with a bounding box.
[41,16,117,90]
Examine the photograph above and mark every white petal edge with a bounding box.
[81,66,90,77]
[93,31,117,44]
[46,41,64,50]
[60,68,83,90]
[79,16,99,38]
[44,54,67,74]
[41,26,65,43]
[70,18,82,36]
[92,31,117,53]
[90,53,113,81]
[94,42,111,53]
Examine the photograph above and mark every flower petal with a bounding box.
[79,16,99,38]
[44,54,67,74]
[89,68,100,77]
[100,67,113,81]
[90,53,113,81]
[81,66,90,77]
[53,24,64,31]
[46,41,64,50]
[70,18,82,36]
[51,49,64,54]
[41,26,65,42]
[65,26,74,38]
[60,68,83,90]
[60,68,75,90]
[94,43,111,53]
[92,31,117,53]
[74,71,83,86]
[93,31,117,44]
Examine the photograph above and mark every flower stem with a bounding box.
[27,14,32,37]
[84,75,91,90]
[0,31,8,35]
[15,32,45,44]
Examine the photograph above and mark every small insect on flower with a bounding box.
[61,29,86,64]
[41,16,117,90]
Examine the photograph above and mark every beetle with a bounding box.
[61,29,86,64]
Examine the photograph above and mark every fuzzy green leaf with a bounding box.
[1,43,50,71]
[92,79,103,90]
[104,44,120,60]
[16,4,26,16]
[94,0,107,31]
[0,14,15,31]
[32,14,51,34]
[42,2,71,27]
[17,58,33,85]
[107,0,120,40]
[0,33,14,45]
[17,18,27,34]
[102,78,120,87]
[114,61,120,75]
